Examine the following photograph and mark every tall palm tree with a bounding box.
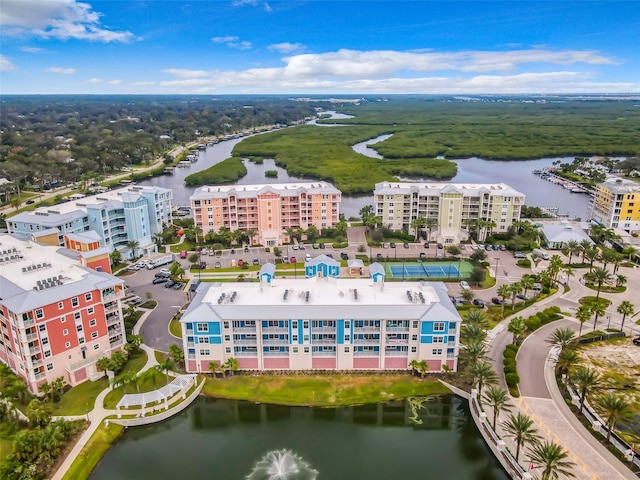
[482,386,512,430]
[410,216,426,241]
[502,412,541,463]
[574,366,600,413]
[208,360,222,378]
[285,227,296,244]
[245,228,257,246]
[223,357,239,376]
[424,217,438,243]
[596,393,630,441]
[621,245,636,261]
[461,323,487,344]
[562,266,574,286]
[579,239,593,263]
[520,275,535,298]
[556,348,580,384]
[586,267,612,301]
[546,328,576,352]
[527,441,576,480]
[615,274,627,288]
[470,360,498,405]
[548,255,564,285]
[590,300,606,333]
[461,341,488,366]
[497,284,511,318]
[616,300,634,331]
[507,316,526,345]
[155,358,174,383]
[465,308,488,327]
[583,246,600,273]
[565,240,580,265]
[126,239,140,260]
[575,304,592,337]
[509,282,523,312]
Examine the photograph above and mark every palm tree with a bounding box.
[596,393,630,441]
[547,255,564,285]
[461,323,487,344]
[527,441,576,480]
[470,360,498,404]
[509,282,523,312]
[520,275,535,298]
[126,239,139,260]
[575,304,592,337]
[562,266,574,286]
[285,227,296,244]
[466,309,488,328]
[546,328,576,352]
[574,366,600,413]
[9,379,30,404]
[461,340,488,366]
[616,300,634,331]
[245,228,257,246]
[556,348,580,384]
[507,316,527,345]
[614,273,626,289]
[502,413,541,463]
[497,284,511,318]
[586,267,612,301]
[156,358,174,383]
[583,246,600,272]
[208,360,222,378]
[424,217,438,243]
[410,216,426,241]
[621,245,636,262]
[590,299,606,333]
[565,240,580,265]
[408,359,420,376]
[169,343,184,369]
[482,386,512,430]
[579,239,593,263]
[223,357,239,376]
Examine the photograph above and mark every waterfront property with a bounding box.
[180,264,462,373]
[0,234,126,394]
[7,185,173,258]
[589,178,640,230]
[539,222,594,249]
[190,182,341,246]
[374,182,525,244]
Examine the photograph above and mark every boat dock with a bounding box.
[533,169,594,194]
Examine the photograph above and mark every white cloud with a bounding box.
[211,35,252,50]
[46,66,75,74]
[131,81,156,86]
[20,46,48,53]
[0,55,16,71]
[268,42,305,54]
[163,68,210,78]
[0,0,135,43]
[87,77,101,83]
[107,79,122,85]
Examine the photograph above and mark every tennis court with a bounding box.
[386,261,472,279]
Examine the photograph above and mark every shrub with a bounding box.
[505,373,520,387]
[503,349,517,359]
[504,364,517,375]
[549,305,561,314]
[537,311,549,324]
[505,344,519,353]
[525,315,541,331]
[517,259,531,268]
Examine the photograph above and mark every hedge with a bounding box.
[506,373,520,387]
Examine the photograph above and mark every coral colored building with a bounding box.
[180,264,461,373]
[0,234,126,394]
[190,182,341,246]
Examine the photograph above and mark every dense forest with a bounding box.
[0,96,317,190]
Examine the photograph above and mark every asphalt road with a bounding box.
[516,318,577,398]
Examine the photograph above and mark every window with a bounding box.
[223,321,229,329]
[79,337,85,344]
[225,347,231,354]
[76,324,83,332]
[292,335,298,342]
[39,324,46,332]
[93,344,100,351]
[87,307,94,315]
[65,342,71,348]
[433,336,445,343]
[44,350,51,358]
[224,335,230,341]
[345,321,350,328]
[345,335,350,342]
[433,322,445,332]
[411,346,417,353]
[304,346,309,353]
[432,348,443,355]
[344,347,350,353]
[412,321,418,329]
[89,319,96,327]
[74,312,81,321]
[85,293,92,302]
[42,337,49,345]
[292,346,299,353]
[196,323,209,333]
[71,297,79,307]
[58,302,64,310]
[304,335,309,342]
[199,349,210,356]
[63,329,69,336]
[91,332,98,339]
[412,334,418,341]
[35,309,44,319]
[303,321,309,329]
[46,363,54,371]
[199,337,210,344]
[60,316,66,323]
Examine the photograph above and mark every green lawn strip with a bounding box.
[44,378,109,416]
[61,422,124,480]
[0,436,13,458]
[169,319,182,337]
[201,375,450,406]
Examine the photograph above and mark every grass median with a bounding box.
[61,422,124,480]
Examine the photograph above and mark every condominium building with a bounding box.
[190,182,341,246]
[180,265,462,373]
[0,234,126,394]
[7,185,172,258]
[589,178,640,230]
[374,182,525,244]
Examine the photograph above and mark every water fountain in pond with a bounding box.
[246,449,318,480]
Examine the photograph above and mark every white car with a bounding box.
[305,254,312,262]
[292,244,299,250]
[460,281,470,291]
[159,268,171,275]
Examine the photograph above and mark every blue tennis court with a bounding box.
[388,263,461,278]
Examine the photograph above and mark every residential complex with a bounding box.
[180,263,462,373]
[7,185,172,258]
[190,182,341,246]
[0,234,126,394]
[374,182,525,244]
[589,178,640,230]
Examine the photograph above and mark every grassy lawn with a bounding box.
[45,378,109,416]
[201,374,450,406]
[61,422,124,480]
[169,319,182,337]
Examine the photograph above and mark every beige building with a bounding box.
[190,182,341,246]
[374,182,525,244]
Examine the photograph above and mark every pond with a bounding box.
[90,396,509,480]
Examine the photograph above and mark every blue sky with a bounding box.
[1,0,639,94]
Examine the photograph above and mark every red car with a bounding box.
[290,257,297,263]
[180,250,187,259]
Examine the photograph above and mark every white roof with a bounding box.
[541,223,593,244]
[191,182,341,200]
[181,277,461,322]
[374,182,525,198]
[0,234,123,313]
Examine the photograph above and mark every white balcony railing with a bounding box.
[262,351,289,357]
[311,351,336,357]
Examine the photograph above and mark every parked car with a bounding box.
[319,243,325,249]
[376,253,384,260]
[153,277,168,284]
[253,258,260,265]
[532,283,542,291]
[513,251,526,258]
[237,259,244,266]
[500,244,507,251]
[451,296,463,305]
[437,243,443,249]
[471,244,479,250]
[312,243,319,249]
[299,243,306,250]
[305,254,312,262]
[436,253,443,258]
[155,271,169,278]
[472,299,485,308]
[282,255,289,264]
[403,242,410,249]
[484,244,492,251]
[491,297,505,305]
[383,243,389,249]
[419,252,426,258]
[423,242,430,249]
[633,336,640,346]
[340,252,348,260]
[172,282,184,290]
[460,280,470,291]
[127,264,141,271]
[290,256,297,263]
[180,250,187,259]
[230,249,236,254]
[26,199,36,205]
[292,244,299,250]
[159,268,171,275]
[390,242,396,248]
[214,261,221,268]
[165,280,176,288]
[516,293,532,300]
[244,246,249,253]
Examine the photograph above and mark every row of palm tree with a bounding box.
[408,359,429,377]
[208,357,240,378]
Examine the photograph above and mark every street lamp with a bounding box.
[494,257,500,278]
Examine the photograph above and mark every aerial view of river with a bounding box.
[90,396,508,480]
[139,118,591,220]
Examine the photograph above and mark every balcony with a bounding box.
[24,332,38,342]
[187,353,196,360]
[353,326,380,333]
[107,316,121,327]
[385,339,409,346]
[385,326,409,332]
[233,339,257,345]
[262,339,289,345]
[109,338,125,349]
[312,350,336,357]
[235,351,258,357]
[262,327,288,334]
[354,338,380,345]
[312,326,336,333]
[186,341,195,347]
[34,372,46,381]
[263,351,289,357]
[23,318,35,328]
[28,344,41,355]
[105,303,119,313]
[233,327,257,333]
[384,350,408,357]
[66,351,108,372]
[354,351,380,357]
[311,338,336,345]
